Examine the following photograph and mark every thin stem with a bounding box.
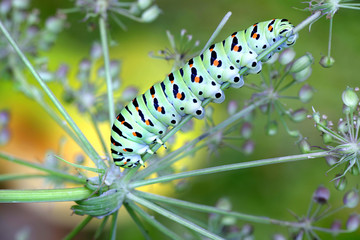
[200,11,232,54]
[63,216,92,240]
[134,190,304,228]
[109,211,118,240]
[99,16,115,125]
[0,20,105,169]
[127,192,225,240]
[0,151,86,184]
[0,187,92,202]
[126,200,183,240]
[130,151,329,188]
[124,202,151,240]
[94,215,110,239]
[90,112,110,159]
[327,17,333,59]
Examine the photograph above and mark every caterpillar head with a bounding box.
[275,19,298,46]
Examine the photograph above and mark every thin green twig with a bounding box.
[129,151,329,188]
[109,210,118,240]
[63,216,93,240]
[99,16,115,125]
[126,192,225,240]
[0,152,86,184]
[124,202,152,240]
[126,200,183,240]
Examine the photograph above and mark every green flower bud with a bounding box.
[350,165,359,176]
[289,53,313,73]
[334,175,347,191]
[346,214,360,232]
[292,66,312,82]
[342,87,359,110]
[279,48,296,65]
[141,5,161,22]
[337,119,348,133]
[291,108,307,122]
[319,55,335,68]
[325,155,339,166]
[138,0,153,10]
[343,190,359,208]
[298,84,314,103]
[266,53,279,64]
[299,138,311,153]
[266,120,277,136]
[242,140,254,155]
[13,0,29,9]
[46,16,65,33]
[240,122,252,139]
[323,133,333,144]
[227,100,238,115]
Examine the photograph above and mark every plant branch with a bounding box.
[0,151,86,184]
[99,16,115,125]
[0,187,92,203]
[126,192,225,240]
[130,151,329,188]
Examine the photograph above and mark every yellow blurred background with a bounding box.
[0,0,359,239]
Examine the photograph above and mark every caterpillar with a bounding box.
[111,18,298,168]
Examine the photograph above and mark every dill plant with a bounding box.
[0,0,359,239]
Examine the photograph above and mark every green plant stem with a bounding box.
[126,200,183,240]
[126,192,224,240]
[200,11,232,54]
[0,151,86,184]
[124,202,151,240]
[64,216,92,240]
[94,215,110,239]
[109,211,118,240]
[134,190,304,228]
[0,187,92,203]
[90,112,110,160]
[99,16,115,125]
[0,20,105,169]
[130,151,329,188]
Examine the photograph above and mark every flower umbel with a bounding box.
[311,87,360,181]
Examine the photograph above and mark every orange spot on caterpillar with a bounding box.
[132,132,137,137]
[136,107,139,111]
[189,64,193,68]
[116,116,119,120]
[145,120,150,125]
[213,60,220,67]
[157,106,162,112]
[123,149,127,152]
[121,121,125,124]
[176,93,182,99]
[233,45,239,52]
[170,80,174,84]
[194,76,200,83]
[252,33,258,39]
[268,26,273,31]
[151,94,155,99]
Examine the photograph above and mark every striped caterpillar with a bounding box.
[111,19,298,168]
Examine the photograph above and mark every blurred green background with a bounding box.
[0,0,359,239]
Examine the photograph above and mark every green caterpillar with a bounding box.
[111,18,298,168]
